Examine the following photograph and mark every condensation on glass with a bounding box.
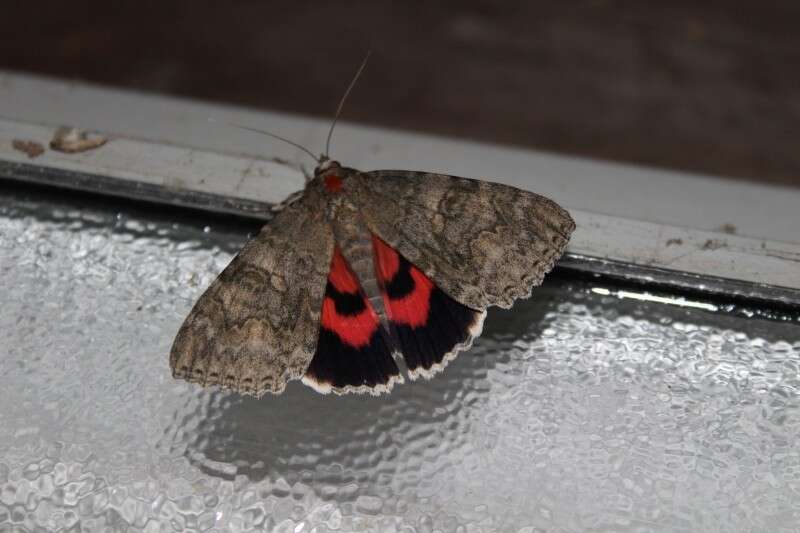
[1,188,798,532]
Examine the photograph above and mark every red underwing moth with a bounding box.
[169,57,575,397]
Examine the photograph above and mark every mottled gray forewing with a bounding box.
[170,192,334,396]
[354,171,575,310]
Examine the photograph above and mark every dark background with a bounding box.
[3,1,799,186]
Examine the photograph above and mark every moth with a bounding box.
[170,57,575,397]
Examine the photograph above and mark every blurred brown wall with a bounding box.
[2,0,799,186]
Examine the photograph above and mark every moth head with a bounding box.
[314,158,340,176]
[313,159,347,194]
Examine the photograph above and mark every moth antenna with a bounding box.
[208,118,320,164]
[325,50,371,159]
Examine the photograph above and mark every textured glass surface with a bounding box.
[1,186,799,533]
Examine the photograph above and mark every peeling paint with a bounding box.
[11,139,44,158]
[50,126,107,153]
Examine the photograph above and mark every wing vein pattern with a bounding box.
[170,193,334,396]
[355,170,576,311]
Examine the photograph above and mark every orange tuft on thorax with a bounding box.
[324,174,343,193]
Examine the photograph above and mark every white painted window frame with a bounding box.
[1,72,798,307]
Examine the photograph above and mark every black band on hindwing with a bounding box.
[326,281,367,316]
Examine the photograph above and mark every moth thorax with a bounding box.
[324,174,343,193]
